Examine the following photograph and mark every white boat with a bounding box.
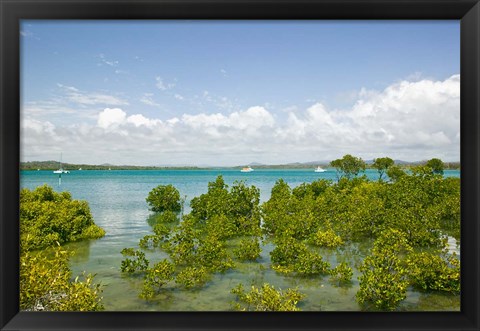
[53,168,70,174]
[314,166,326,173]
[240,166,254,173]
[53,153,70,174]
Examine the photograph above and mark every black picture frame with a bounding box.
[1,0,479,330]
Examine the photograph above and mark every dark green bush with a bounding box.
[20,185,105,251]
[175,266,210,289]
[146,184,181,213]
[356,229,412,311]
[233,238,261,261]
[329,262,353,285]
[406,251,460,293]
[120,248,149,273]
[231,283,305,311]
[140,260,175,299]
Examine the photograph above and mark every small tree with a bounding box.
[330,154,366,180]
[20,246,104,311]
[386,165,406,182]
[426,158,444,175]
[372,157,394,181]
[231,283,305,311]
[356,229,412,311]
[146,184,181,213]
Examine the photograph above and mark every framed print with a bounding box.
[1,0,479,330]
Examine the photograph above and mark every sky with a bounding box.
[20,20,460,166]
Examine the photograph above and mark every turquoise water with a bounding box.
[20,168,461,311]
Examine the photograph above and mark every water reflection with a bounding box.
[65,240,92,264]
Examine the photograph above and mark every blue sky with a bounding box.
[21,21,460,166]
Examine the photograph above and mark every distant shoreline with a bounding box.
[21,160,460,171]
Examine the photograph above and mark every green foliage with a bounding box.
[330,154,366,180]
[19,185,105,311]
[372,157,394,181]
[153,223,171,237]
[58,274,104,311]
[140,260,175,299]
[229,181,261,225]
[233,238,261,261]
[165,221,198,266]
[386,166,406,182]
[138,221,172,250]
[270,237,330,276]
[20,246,103,311]
[146,184,181,213]
[138,234,163,249]
[310,229,344,248]
[190,176,230,221]
[231,283,305,311]
[434,181,460,239]
[383,175,444,247]
[270,237,305,267]
[406,252,460,293]
[262,180,318,240]
[356,229,412,311]
[120,248,149,273]
[122,160,460,308]
[81,224,106,239]
[329,262,353,285]
[154,210,179,223]
[204,214,237,240]
[20,185,105,251]
[426,158,445,175]
[175,266,210,289]
[190,177,261,236]
[292,251,331,276]
[196,237,235,272]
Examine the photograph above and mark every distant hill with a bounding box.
[20,161,201,171]
[21,159,460,171]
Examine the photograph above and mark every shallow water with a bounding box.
[20,168,461,311]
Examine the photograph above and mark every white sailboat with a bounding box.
[240,166,254,173]
[314,166,326,173]
[53,153,70,174]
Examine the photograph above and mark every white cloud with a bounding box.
[127,114,163,127]
[22,100,76,116]
[140,93,160,106]
[181,106,274,132]
[98,108,164,130]
[57,84,129,106]
[98,54,119,67]
[97,108,127,129]
[155,77,166,90]
[156,76,175,91]
[200,90,237,111]
[21,75,460,166]
[22,117,55,135]
[20,29,39,40]
[174,94,184,101]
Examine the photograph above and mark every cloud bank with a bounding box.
[21,75,460,166]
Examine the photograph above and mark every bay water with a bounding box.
[20,168,461,311]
